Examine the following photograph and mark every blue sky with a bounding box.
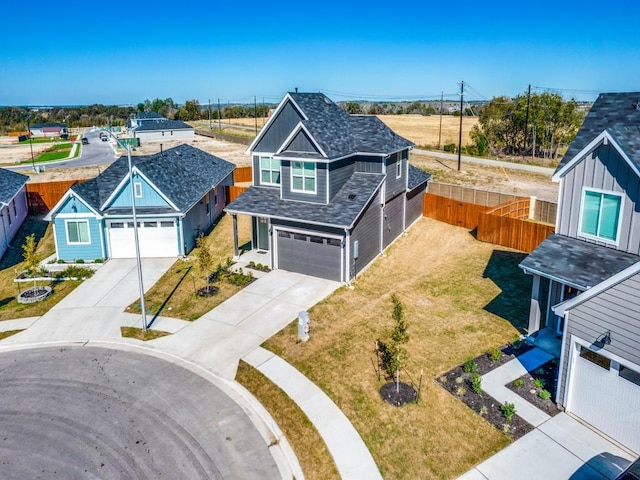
[2,0,639,106]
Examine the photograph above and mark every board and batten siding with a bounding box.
[109,174,172,209]
[355,156,384,174]
[280,161,327,204]
[253,101,304,153]
[557,143,640,255]
[283,129,319,154]
[384,151,408,201]
[350,189,382,278]
[328,158,355,199]
[558,272,640,405]
[383,193,405,248]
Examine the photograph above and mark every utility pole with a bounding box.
[208,99,211,129]
[458,81,464,171]
[254,95,258,136]
[217,98,221,130]
[25,114,35,172]
[523,84,531,159]
[437,91,443,150]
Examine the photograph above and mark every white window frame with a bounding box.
[12,199,17,217]
[577,187,623,245]
[396,159,402,179]
[260,156,281,186]
[65,219,91,245]
[213,187,218,207]
[134,182,143,198]
[290,161,316,194]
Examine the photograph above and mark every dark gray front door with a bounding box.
[277,231,341,281]
[257,217,269,251]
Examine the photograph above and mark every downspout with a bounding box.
[555,311,569,406]
[344,228,351,285]
[0,205,9,249]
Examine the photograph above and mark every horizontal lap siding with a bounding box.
[54,217,103,261]
[328,159,355,199]
[559,273,640,405]
[405,186,426,227]
[280,162,327,204]
[383,193,404,248]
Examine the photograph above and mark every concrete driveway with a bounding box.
[152,269,340,378]
[4,258,175,344]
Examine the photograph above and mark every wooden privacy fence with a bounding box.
[423,193,488,229]
[26,179,88,214]
[233,165,252,183]
[477,212,555,253]
[484,197,530,219]
[226,185,248,203]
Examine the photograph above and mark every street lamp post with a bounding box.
[108,130,148,332]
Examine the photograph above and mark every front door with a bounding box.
[257,217,269,251]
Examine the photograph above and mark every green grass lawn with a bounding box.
[261,218,530,479]
[0,217,84,321]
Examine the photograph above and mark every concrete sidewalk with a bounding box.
[458,349,634,480]
[245,347,383,480]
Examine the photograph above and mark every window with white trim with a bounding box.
[66,220,90,244]
[134,182,143,198]
[291,161,316,193]
[396,159,402,178]
[12,199,17,217]
[260,156,281,185]
[579,189,622,243]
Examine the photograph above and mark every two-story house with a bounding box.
[225,92,430,282]
[520,92,640,454]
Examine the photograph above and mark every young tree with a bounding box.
[194,236,213,294]
[22,234,41,289]
[377,294,410,380]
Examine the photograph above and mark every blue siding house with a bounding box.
[46,144,235,261]
[225,92,430,282]
[0,168,29,259]
[520,92,640,454]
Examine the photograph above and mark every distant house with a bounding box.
[46,144,234,260]
[225,92,430,282]
[133,119,195,142]
[29,122,68,138]
[0,168,29,259]
[127,112,165,129]
[520,92,640,454]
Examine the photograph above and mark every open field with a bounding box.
[263,218,529,479]
[377,114,478,148]
[0,139,54,165]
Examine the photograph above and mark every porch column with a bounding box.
[528,274,542,334]
[232,214,239,260]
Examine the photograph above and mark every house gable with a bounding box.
[57,193,95,215]
[252,98,305,154]
[278,125,323,156]
[104,172,174,210]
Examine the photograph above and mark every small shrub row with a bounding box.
[247,261,270,272]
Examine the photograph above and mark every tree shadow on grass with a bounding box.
[0,216,48,271]
[482,249,531,333]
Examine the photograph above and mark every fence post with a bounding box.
[529,196,536,220]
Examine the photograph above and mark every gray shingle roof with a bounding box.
[225,173,385,228]
[135,119,193,131]
[284,93,414,158]
[408,165,431,190]
[71,144,234,214]
[555,92,640,174]
[136,112,164,120]
[30,122,67,129]
[519,233,640,290]
[0,168,29,204]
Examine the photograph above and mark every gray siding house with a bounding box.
[520,92,640,454]
[0,168,29,259]
[225,92,430,282]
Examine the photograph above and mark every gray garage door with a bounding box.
[277,231,342,281]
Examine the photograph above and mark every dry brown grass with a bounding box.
[0,217,84,321]
[264,218,531,479]
[235,361,340,480]
[120,326,171,341]
[128,214,252,320]
[377,115,478,148]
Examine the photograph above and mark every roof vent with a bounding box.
[323,96,332,105]
[348,193,356,200]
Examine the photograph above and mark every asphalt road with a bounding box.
[0,346,279,479]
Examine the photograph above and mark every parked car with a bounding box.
[101,136,108,142]
[81,138,89,145]
[616,457,640,480]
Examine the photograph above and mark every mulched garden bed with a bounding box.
[437,341,536,440]
[380,381,417,407]
[506,358,560,417]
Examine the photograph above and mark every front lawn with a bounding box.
[0,217,84,321]
[262,218,531,479]
[127,214,252,320]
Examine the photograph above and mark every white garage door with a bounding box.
[108,220,178,258]
[568,344,640,453]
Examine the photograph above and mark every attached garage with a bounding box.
[566,343,640,453]
[107,220,179,258]
[276,230,342,281]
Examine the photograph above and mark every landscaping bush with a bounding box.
[463,359,477,373]
[488,347,501,362]
[470,373,482,394]
[501,402,516,422]
[539,389,551,400]
[443,143,457,153]
[53,265,95,280]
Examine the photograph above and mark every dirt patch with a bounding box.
[134,136,251,165]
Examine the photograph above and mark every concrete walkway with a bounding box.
[458,349,635,480]
[245,347,383,480]
[1,259,384,479]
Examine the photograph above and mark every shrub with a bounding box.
[539,389,551,400]
[489,347,501,362]
[533,378,546,390]
[57,259,66,264]
[455,386,466,397]
[455,376,464,384]
[470,373,482,394]
[511,335,522,350]
[443,143,456,153]
[513,378,524,388]
[479,406,488,416]
[501,402,517,422]
[75,259,85,264]
[94,258,104,263]
[54,265,95,280]
[463,359,477,373]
